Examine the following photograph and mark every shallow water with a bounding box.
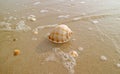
[0,0,120,74]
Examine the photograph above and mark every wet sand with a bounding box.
[0,0,120,74]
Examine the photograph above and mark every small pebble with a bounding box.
[40,9,48,13]
[13,38,17,41]
[100,55,107,61]
[33,31,38,34]
[30,18,36,21]
[14,49,20,56]
[28,17,36,21]
[27,15,36,22]
[92,20,99,24]
[69,50,78,57]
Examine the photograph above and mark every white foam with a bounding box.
[72,17,81,21]
[35,24,58,31]
[28,15,36,18]
[58,15,70,19]
[45,54,56,62]
[116,18,120,21]
[33,2,41,5]
[0,22,12,30]
[16,21,31,31]
[4,16,17,22]
[53,48,76,74]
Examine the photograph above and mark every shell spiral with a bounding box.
[48,24,72,43]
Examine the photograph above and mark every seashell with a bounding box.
[13,49,20,56]
[69,50,78,57]
[48,24,72,43]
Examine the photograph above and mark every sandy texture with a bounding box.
[0,0,120,74]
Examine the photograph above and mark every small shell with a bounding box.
[14,49,20,56]
[69,50,78,57]
[48,24,72,43]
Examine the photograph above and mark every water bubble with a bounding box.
[100,55,107,61]
[116,63,120,68]
[92,20,99,24]
[53,48,76,74]
[33,1,41,5]
[16,21,31,31]
[0,22,12,30]
[40,9,48,13]
[45,54,56,62]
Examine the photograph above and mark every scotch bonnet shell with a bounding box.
[48,24,72,43]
